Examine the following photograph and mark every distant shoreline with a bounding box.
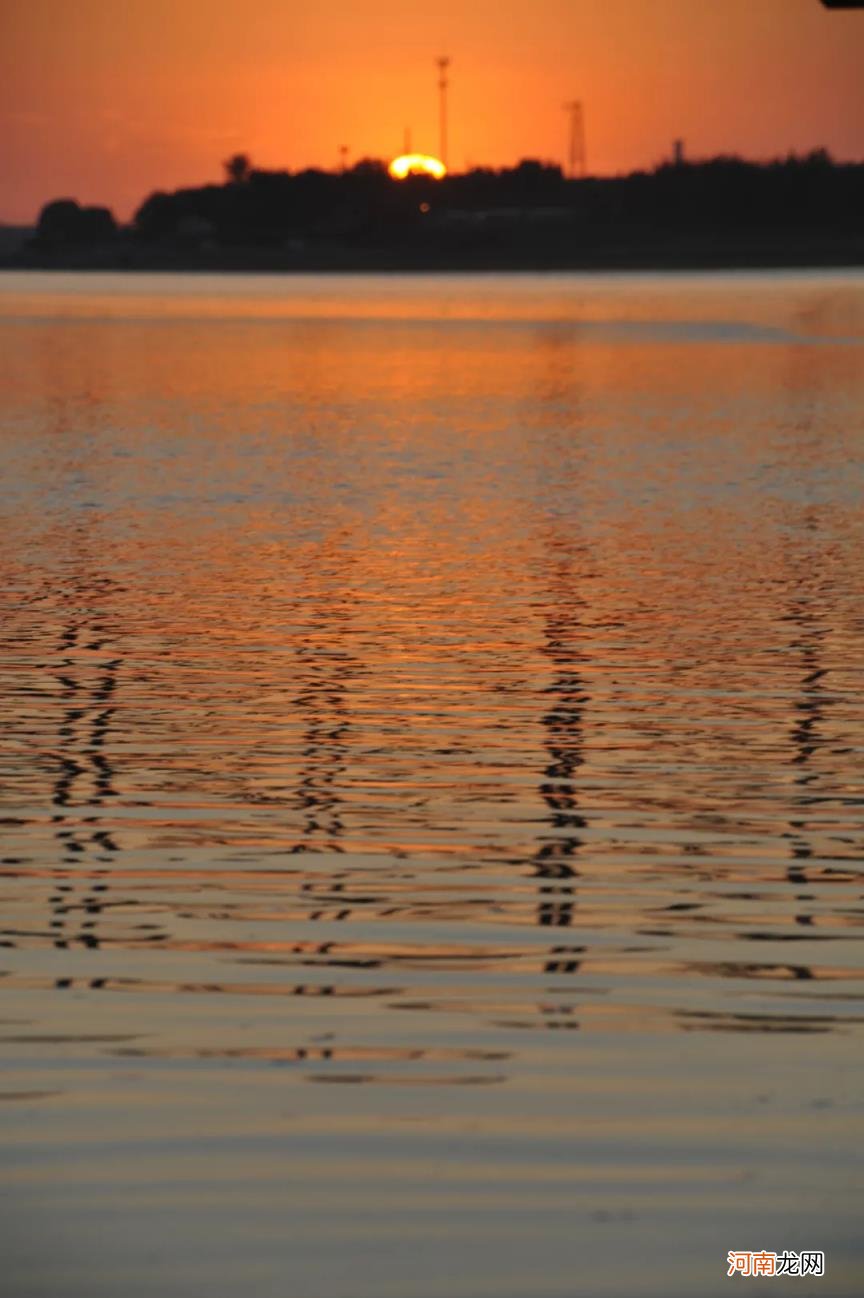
[4,241,863,275]
[13,153,863,277]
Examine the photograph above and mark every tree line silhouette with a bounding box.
[19,149,864,270]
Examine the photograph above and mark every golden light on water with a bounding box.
[388,154,447,180]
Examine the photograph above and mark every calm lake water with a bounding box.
[1,270,863,1297]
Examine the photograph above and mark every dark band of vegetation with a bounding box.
[10,150,864,271]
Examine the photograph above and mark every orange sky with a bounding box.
[1,0,863,224]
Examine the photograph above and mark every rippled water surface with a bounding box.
[1,271,863,1297]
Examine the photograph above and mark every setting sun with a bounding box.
[388,154,447,181]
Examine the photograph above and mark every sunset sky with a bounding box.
[2,0,863,224]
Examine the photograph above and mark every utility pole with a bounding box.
[437,56,450,168]
[339,144,349,173]
[563,100,586,179]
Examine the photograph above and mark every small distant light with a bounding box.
[420,202,431,213]
[389,153,447,180]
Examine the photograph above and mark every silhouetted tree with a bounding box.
[36,199,117,244]
[223,153,252,185]
[134,191,178,239]
[37,199,82,241]
[350,158,388,176]
[78,207,117,240]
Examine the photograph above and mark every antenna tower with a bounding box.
[563,100,586,178]
[437,56,451,168]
